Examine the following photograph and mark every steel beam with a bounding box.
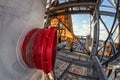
[99,11,115,17]
[102,50,120,67]
[49,10,92,17]
[93,56,108,80]
[49,2,96,11]
[91,6,99,56]
[100,16,117,55]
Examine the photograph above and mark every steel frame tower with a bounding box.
[45,0,120,80]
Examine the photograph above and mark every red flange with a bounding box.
[21,27,57,74]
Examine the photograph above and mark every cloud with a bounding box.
[73,20,109,40]
[73,25,81,35]
[82,20,87,24]
[73,21,90,36]
[99,21,118,41]
[73,18,117,41]
[99,22,108,40]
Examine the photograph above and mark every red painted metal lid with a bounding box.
[21,27,57,74]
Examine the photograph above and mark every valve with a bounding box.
[21,27,57,74]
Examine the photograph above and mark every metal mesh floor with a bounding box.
[54,50,98,80]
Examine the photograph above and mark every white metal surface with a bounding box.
[0,0,46,80]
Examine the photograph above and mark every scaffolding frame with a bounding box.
[45,0,120,80]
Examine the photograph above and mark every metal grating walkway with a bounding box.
[54,50,98,80]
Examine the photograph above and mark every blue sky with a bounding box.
[72,14,90,36]
[71,0,118,41]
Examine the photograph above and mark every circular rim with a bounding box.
[21,28,39,67]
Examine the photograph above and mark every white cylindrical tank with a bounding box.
[0,0,46,80]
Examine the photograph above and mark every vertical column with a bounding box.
[91,3,99,56]
[118,10,120,47]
